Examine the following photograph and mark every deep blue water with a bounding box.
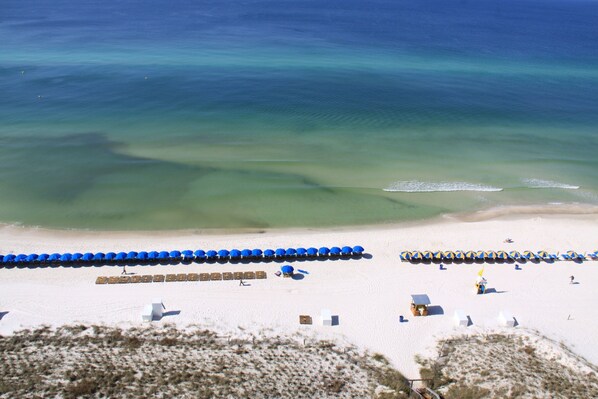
[1,0,597,229]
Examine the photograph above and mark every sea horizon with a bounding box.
[1,0,597,230]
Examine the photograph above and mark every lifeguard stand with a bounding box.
[410,294,430,316]
[475,276,487,294]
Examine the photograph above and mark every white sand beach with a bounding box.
[1,213,597,378]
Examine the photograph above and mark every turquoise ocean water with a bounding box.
[1,0,597,230]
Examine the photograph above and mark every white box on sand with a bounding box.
[321,309,332,326]
[498,310,515,327]
[152,298,164,319]
[142,305,153,322]
[454,309,468,327]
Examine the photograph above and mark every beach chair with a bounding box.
[199,273,210,281]
[140,275,153,283]
[131,275,142,283]
[118,276,131,284]
[233,271,243,280]
[243,271,255,280]
[165,274,177,282]
[256,271,267,279]
[188,273,199,281]
[153,275,165,283]
[108,277,119,284]
[176,274,188,282]
[210,272,222,281]
[299,315,312,325]
[95,276,108,285]
[222,272,233,280]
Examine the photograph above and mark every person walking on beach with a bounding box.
[570,275,575,284]
[239,278,244,286]
[122,265,127,275]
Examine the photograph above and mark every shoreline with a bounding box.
[1,210,597,378]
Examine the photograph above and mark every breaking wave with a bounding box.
[383,181,503,193]
[522,179,580,190]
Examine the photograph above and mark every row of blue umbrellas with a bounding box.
[401,250,588,262]
[0,245,365,266]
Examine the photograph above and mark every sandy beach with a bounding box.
[1,212,597,379]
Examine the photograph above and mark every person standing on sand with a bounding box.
[122,265,127,275]
[239,279,244,286]
[570,275,574,284]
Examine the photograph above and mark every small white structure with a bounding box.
[454,309,468,327]
[321,309,332,326]
[498,310,516,327]
[152,298,165,319]
[142,305,153,322]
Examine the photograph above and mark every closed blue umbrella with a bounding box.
[115,252,127,261]
[281,265,294,274]
[26,254,38,262]
[241,249,252,258]
[49,253,61,262]
[105,252,117,261]
[307,247,318,256]
[264,249,275,258]
[60,253,72,262]
[352,245,364,254]
[285,248,297,256]
[251,249,263,257]
[275,248,286,257]
[82,253,94,261]
[341,246,352,255]
[296,247,307,256]
[126,251,138,260]
[169,250,181,259]
[330,247,341,256]
[218,249,230,258]
[38,253,49,262]
[93,252,105,261]
[194,250,206,259]
[206,250,218,259]
[230,249,242,258]
[148,251,159,260]
[137,251,149,260]
[182,250,194,259]
[158,251,169,259]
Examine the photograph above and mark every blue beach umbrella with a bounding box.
[275,248,286,257]
[126,251,138,260]
[148,251,159,260]
[0,255,3,263]
[26,254,38,263]
[241,249,252,258]
[330,246,341,256]
[71,253,83,261]
[169,250,181,259]
[281,265,294,275]
[49,253,61,262]
[341,246,352,256]
[352,245,364,254]
[60,253,72,262]
[400,251,412,261]
[15,254,27,263]
[206,250,218,259]
[115,252,127,261]
[475,251,485,259]
[264,249,275,258]
[443,251,455,260]
[411,251,421,261]
[422,251,432,260]
[182,250,194,260]
[218,249,230,259]
[251,249,263,257]
[105,252,117,261]
[318,247,330,256]
[285,248,297,256]
[93,252,105,261]
[508,251,521,260]
[230,249,242,258]
[38,254,49,262]
[194,250,206,259]
[82,253,94,261]
[3,254,16,264]
[307,247,318,256]
[137,251,148,260]
[158,251,169,259]
[297,247,307,256]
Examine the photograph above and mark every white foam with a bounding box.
[522,178,580,190]
[383,180,503,193]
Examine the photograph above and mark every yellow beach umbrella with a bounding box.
[496,251,509,260]
[476,250,485,259]
[443,251,455,260]
[433,251,443,260]
[537,250,549,259]
[523,250,537,259]
[400,251,412,261]
[485,251,497,260]
[509,251,521,259]
[454,250,465,259]
[411,251,421,260]
[464,251,476,259]
[421,251,433,260]
[566,250,577,258]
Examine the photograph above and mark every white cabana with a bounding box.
[142,305,153,322]
[152,298,165,319]
[454,309,468,327]
[320,309,332,326]
[498,310,516,327]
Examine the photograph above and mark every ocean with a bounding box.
[1,0,597,230]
